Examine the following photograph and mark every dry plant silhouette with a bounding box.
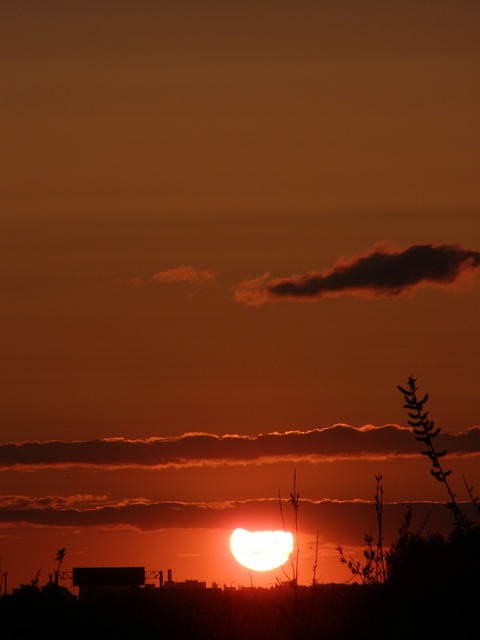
[397,375,472,532]
[278,468,300,588]
[337,474,387,585]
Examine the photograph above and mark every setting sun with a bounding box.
[230,528,294,572]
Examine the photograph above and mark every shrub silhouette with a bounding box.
[387,377,480,597]
[338,376,480,594]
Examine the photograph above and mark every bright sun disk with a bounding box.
[230,528,294,571]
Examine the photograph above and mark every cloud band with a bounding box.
[1,425,478,469]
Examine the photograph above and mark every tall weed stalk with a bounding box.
[397,376,470,532]
[337,474,386,584]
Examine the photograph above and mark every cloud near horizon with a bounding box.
[0,496,474,545]
[128,266,218,288]
[0,425,478,470]
[234,243,480,305]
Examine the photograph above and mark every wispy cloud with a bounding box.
[127,266,218,288]
[151,266,218,285]
[1,426,478,469]
[234,244,480,305]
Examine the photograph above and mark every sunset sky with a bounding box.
[1,1,479,591]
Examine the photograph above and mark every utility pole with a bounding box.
[3,572,8,595]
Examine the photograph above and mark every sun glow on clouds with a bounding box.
[0,426,478,469]
[1,428,478,588]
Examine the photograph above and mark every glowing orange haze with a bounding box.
[1,0,479,593]
[1,444,479,590]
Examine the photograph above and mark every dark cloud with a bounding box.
[0,494,109,510]
[0,496,475,545]
[234,244,480,305]
[0,425,478,469]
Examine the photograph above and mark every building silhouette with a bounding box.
[71,567,206,601]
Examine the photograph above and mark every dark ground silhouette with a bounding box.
[1,560,478,640]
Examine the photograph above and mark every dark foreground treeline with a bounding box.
[1,556,478,640]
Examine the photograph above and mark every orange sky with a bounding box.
[1,1,479,591]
